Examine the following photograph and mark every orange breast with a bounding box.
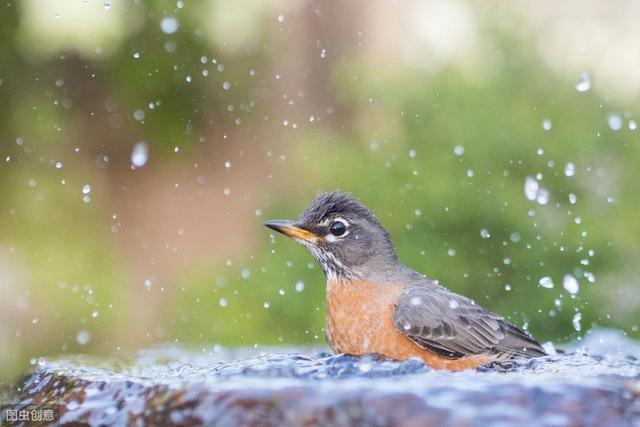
[325,279,493,370]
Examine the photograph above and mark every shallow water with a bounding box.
[8,328,640,426]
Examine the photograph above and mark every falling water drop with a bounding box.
[536,188,550,205]
[76,330,91,345]
[131,142,149,168]
[538,276,554,289]
[607,113,623,131]
[563,274,580,296]
[564,162,576,177]
[575,73,592,92]
[572,312,582,332]
[160,17,179,34]
[524,176,539,201]
[133,110,145,121]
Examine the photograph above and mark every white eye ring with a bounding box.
[326,218,349,241]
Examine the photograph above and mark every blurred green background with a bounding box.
[1,0,639,383]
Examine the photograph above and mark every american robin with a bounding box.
[265,192,546,370]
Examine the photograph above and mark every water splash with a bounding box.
[11,329,640,427]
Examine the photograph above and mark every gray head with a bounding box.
[264,192,398,281]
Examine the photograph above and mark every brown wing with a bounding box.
[392,282,546,359]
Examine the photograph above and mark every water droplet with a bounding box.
[91,311,99,318]
[607,112,623,131]
[164,40,177,53]
[295,280,305,292]
[539,276,554,289]
[542,119,552,131]
[320,49,327,59]
[76,330,91,345]
[160,17,179,34]
[55,162,63,169]
[103,2,111,10]
[82,184,92,194]
[563,274,580,296]
[524,176,539,201]
[572,312,582,332]
[263,302,270,309]
[536,188,549,205]
[480,228,490,239]
[278,288,285,296]
[132,52,140,59]
[240,268,251,279]
[629,119,637,131]
[575,72,592,92]
[447,248,456,257]
[144,279,153,290]
[564,162,576,177]
[410,297,422,306]
[569,193,577,204]
[133,110,145,121]
[448,299,459,309]
[219,298,228,307]
[453,145,464,156]
[409,149,416,158]
[222,81,231,90]
[131,141,149,168]
[224,161,232,168]
[223,187,232,196]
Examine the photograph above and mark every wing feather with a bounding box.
[392,281,546,359]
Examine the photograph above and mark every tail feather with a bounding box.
[498,324,547,358]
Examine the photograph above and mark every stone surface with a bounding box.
[4,329,640,426]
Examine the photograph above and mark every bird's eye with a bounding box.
[329,220,348,237]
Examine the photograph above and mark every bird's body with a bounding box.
[265,192,546,370]
[325,278,497,369]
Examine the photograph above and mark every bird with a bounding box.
[264,191,546,370]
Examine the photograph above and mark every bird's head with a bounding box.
[265,192,397,281]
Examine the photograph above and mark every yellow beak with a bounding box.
[264,220,319,242]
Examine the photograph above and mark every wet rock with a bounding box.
[5,333,640,426]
